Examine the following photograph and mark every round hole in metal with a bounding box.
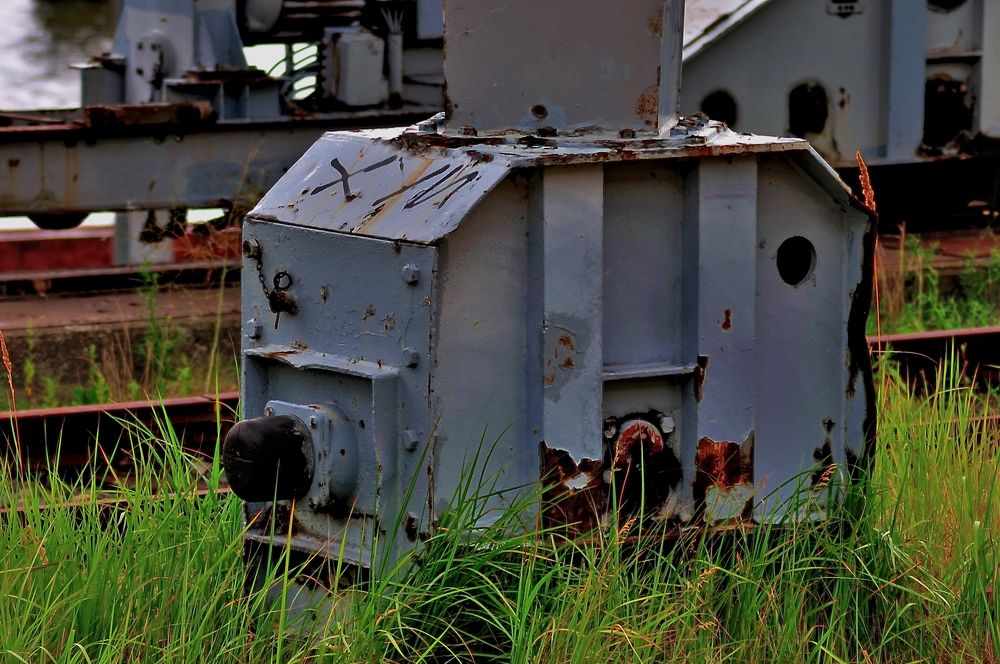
[776,236,816,286]
[788,82,829,137]
[700,89,738,128]
[929,0,966,12]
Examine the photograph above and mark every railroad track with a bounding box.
[0,328,995,491]
[0,391,239,472]
[868,326,1000,386]
[0,327,997,467]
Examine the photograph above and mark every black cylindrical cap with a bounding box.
[223,415,315,502]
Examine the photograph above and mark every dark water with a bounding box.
[1,0,113,109]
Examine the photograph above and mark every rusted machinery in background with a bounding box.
[5,0,994,265]
[682,0,1000,232]
[0,0,444,263]
[221,0,875,594]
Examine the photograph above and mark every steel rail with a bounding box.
[0,391,239,472]
[868,325,1000,385]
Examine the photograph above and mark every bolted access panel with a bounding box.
[226,117,875,570]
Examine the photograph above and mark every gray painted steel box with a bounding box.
[231,116,875,570]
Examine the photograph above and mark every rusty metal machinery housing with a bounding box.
[681,0,1000,230]
[225,0,876,581]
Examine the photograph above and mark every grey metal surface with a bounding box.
[0,123,319,217]
[237,117,873,566]
[442,0,676,134]
[230,0,875,580]
[250,120,809,243]
[682,0,998,166]
[241,218,436,564]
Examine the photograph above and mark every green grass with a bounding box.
[1,359,999,662]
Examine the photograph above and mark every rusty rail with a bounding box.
[868,326,1000,385]
[0,391,239,472]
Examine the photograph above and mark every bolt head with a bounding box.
[242,239,261,259]
[403,347,419,368]
[403,429,420,452]
[244,318,262,340]
[400,264,420,285]
[309,416,318,428]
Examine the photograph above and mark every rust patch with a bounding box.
[557,334,577,352]
[693,355,709,403]
[648,5,664,36]
[721,309,732,331]
[634,85,659,126]
[540,443,605,535]
[253,502,295,537]
[266,349,297,359]
[692,433,754,512]
[545,330,580,387]
[611,418,665,465]
[606,413,681,520]
[84,102,216,130]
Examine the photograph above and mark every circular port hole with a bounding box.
[929,0,966,12]
[776,236,816,286]
[531,104,548,119]
[700,89,738,128]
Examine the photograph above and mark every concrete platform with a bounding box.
[0,284,241,408]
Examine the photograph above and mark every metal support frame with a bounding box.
[884,0,926,161]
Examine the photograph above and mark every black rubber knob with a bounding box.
[223,415,315,502]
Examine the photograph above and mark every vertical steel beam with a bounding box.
[980,1,1000,138]
[534,165,605,462]
[659,0,685,132]
[683,156,758,520]
[885,0,926,160]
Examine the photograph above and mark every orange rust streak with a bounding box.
[353,158,437,234]
[614,421,664,465]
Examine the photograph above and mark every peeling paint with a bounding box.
[694,354,709,402]
[634,85,660,126]
[543,327,582,391]
[540,442,605,535]
[693,432,754,520]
